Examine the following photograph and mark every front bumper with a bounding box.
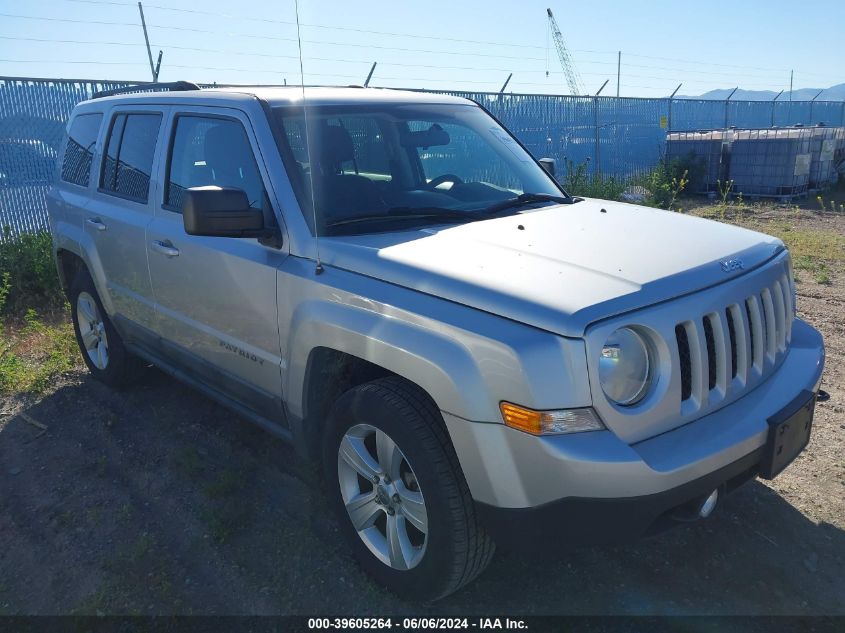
[443,318,824,544]
[475,444,763,547]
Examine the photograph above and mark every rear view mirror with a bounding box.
[538,158,556,177]
[400,123,451,149]
[182,186,267,238]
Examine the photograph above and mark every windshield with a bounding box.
[273,103,568,235]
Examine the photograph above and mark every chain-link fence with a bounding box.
[2,76,844,239]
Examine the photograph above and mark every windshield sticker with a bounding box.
[490,128,530,162]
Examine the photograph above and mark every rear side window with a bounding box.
[100,112,162,202]
[165,116,264,211]
[61,113,102,187]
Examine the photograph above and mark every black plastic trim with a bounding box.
[475,448,763,551]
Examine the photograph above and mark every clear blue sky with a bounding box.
[0,0,842,97]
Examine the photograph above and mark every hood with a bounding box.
[319,199,784,337]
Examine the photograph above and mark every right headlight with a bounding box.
[599,327,652,406]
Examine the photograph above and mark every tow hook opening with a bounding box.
[671,488,721,522]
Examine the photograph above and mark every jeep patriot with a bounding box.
[47,83,825,599]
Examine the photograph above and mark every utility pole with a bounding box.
[137,2,159,82]
[616,51,621,97]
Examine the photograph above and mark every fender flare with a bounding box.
[285,299,494,424]
[53,220,115,315]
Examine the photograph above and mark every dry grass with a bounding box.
[0,308,81,394]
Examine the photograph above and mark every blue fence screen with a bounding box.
[2,77,844,239]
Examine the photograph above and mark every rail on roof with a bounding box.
[91,81,201,99]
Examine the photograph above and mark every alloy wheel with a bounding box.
[337,423,428,570]
[76,291,109,370]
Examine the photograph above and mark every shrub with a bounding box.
[560,159,627,201]
[0,229,64,315]
[640,159,688,210]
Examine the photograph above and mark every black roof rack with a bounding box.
[91,81,201,100]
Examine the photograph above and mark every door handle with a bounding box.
[86,217,107,231]
[150,240,180,258]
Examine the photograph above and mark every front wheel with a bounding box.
[323,377,494,600]
[69,268,134,387]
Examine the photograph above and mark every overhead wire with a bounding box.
[1,6,838,93]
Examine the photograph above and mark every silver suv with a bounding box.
[48,83,825,600]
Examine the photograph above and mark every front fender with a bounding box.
[286,298,487,422]
[281,264,592,425]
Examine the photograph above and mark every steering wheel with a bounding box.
[426,174,464,190]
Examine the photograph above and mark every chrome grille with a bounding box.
[675,271,793,409]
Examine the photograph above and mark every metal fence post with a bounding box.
[594,96,600,176]
[668,84,682,132]
[724,87,738,129]
[771,90,784,127]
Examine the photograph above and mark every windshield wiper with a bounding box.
[325,206,475,229]
[480,192,571,216]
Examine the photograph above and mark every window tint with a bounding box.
[61,113,102,186]
[100,113,161,202]
[166,116,264,211]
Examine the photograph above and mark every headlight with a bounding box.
[599,327,652,406]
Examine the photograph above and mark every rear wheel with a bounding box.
[323,376,495,600]
[69,268,134,387]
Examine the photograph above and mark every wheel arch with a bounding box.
[285,300,491,462]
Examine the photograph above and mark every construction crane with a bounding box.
[546,7,584,96]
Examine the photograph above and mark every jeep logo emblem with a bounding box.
[720,258,744,273]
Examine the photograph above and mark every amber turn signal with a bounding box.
[499,402,605,435]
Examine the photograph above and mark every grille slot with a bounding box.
[772,280,787,350]
[676,324,692,401]
[702,316,717,391]
[745,299,757,369]
[761,289,776,359]
[725,307,738,379]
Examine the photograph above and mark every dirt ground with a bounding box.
[1,204,843,617]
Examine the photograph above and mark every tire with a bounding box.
[323,376,495,600]
[69,267,134,388]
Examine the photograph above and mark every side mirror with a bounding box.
[538,157,556,177]
[182,186,267,238]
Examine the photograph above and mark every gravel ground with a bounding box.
[0,205,843,616]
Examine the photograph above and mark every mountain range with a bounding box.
[677,83,845,101]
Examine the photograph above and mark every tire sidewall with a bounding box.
[323,383,463,599]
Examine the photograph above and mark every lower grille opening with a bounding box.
[703,316,717,391]
[675,324,692,401]
[725,308,738,379]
